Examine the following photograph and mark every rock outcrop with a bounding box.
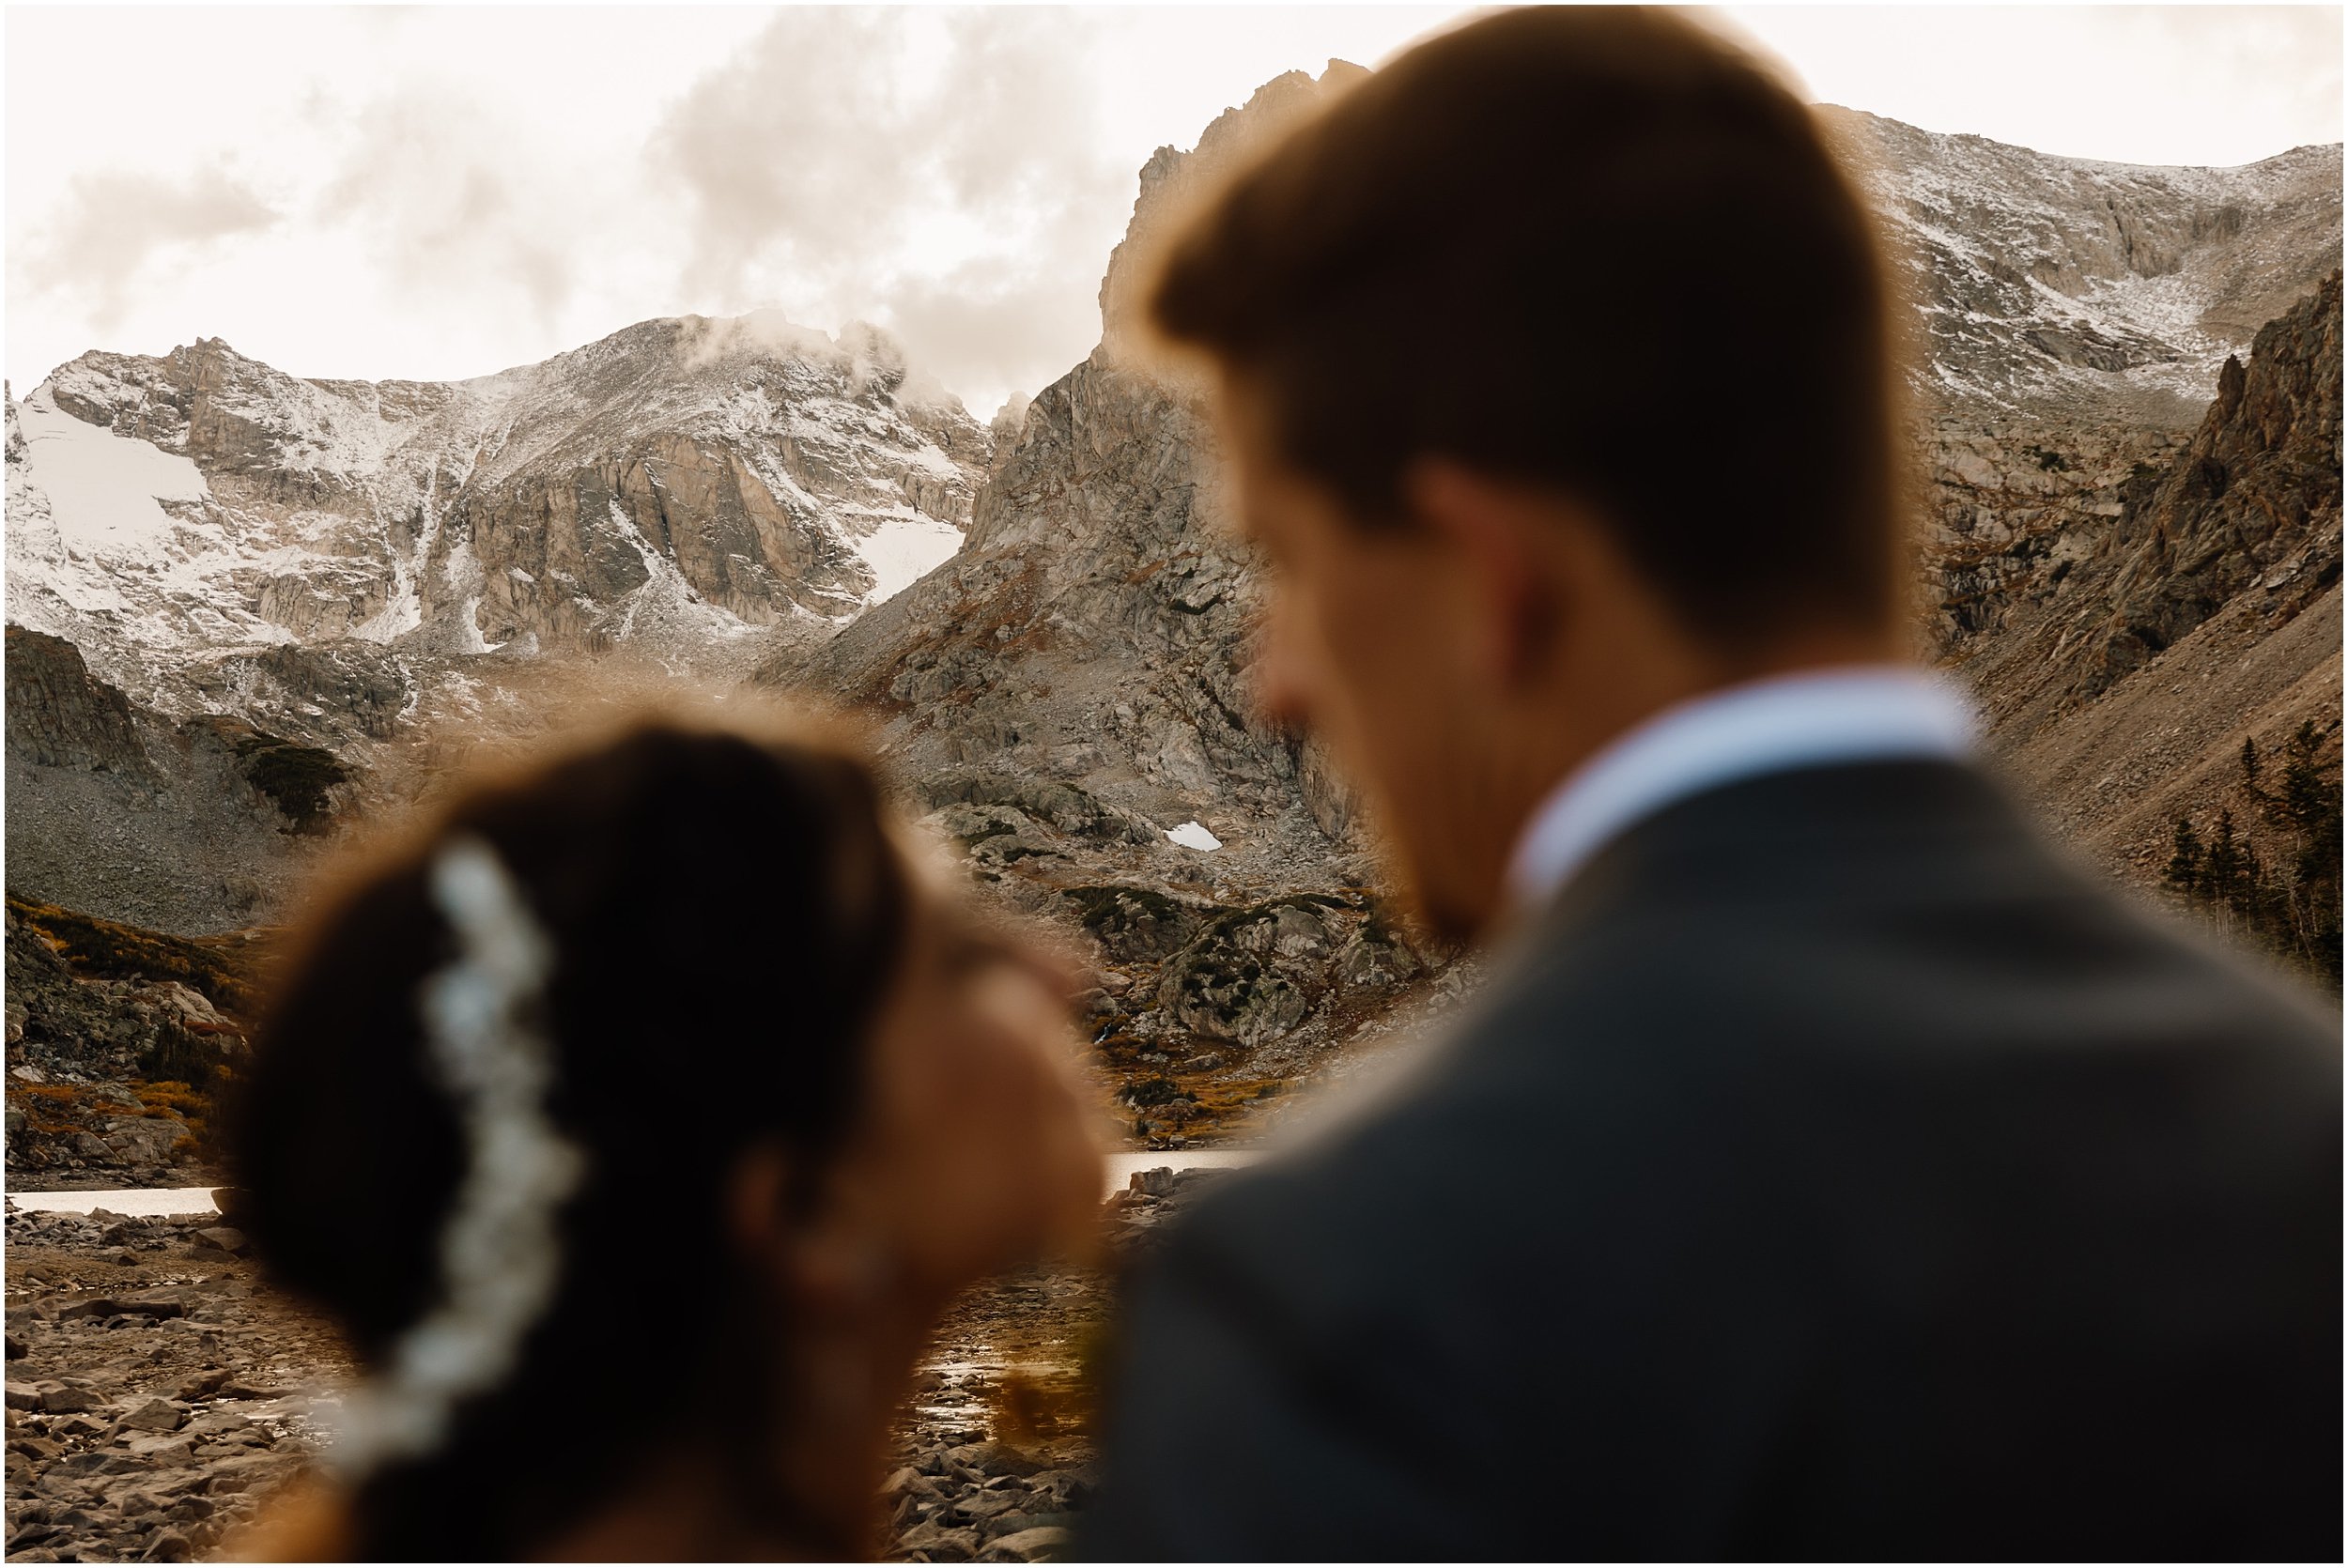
[5,896,261,1179]
[1959,271,2340,728]
[5,630,155,779]
[5,627,359,933]
[2075,273,2342,692]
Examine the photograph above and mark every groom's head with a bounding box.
[1151,5,1908,938]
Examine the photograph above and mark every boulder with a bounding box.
[113,1399,188,1434]
[33,1382,103,1415]
[896,1520,981,1561]
[885,1464,942,1500]
[1127,1167,1180,1198]
[121,1436,193,1462]
[192,1227,249,1257]
[952,1490,1026,1524]
[175,1369,234,1402]
[986,1525,1074,1562]
[59,1297,183,1323]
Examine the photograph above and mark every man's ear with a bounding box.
[1401,458,1562,687]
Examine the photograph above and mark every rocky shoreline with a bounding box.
[5,1167,1222,1562]
[4,1203,342,1563]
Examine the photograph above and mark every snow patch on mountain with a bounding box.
[6,386,305,695]
[12,389,210,548]
[1166,821,1223,852]
[851,512,965,603]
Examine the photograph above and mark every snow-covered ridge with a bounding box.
[1825,109,2342,422]
[7,315,993,699]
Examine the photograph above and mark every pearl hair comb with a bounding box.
[331,835,587,1480]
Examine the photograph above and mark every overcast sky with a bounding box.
[7,5,2340,415]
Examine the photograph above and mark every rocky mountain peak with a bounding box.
[1098,60,1368,361]
[8,309,993,712]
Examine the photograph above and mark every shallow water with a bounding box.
[8,1150,1261,1220]
[7,1186,222,1217]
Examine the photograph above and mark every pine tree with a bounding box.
[2168,721,2341,988]
[2164,816,2203,894]
[2277,720,2342,983]
[2204,807,2245,915]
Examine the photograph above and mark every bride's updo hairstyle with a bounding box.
[229,718,910,1560]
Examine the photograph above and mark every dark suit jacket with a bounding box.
[1087,761,2341,1561]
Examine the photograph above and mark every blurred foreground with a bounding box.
[3,1169,1223,1562]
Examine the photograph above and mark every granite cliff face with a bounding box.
[2019,272,2339,707]
[787,67,1368,850]
[5,628,155,780]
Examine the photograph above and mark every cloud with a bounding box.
[315,92,584,338]
[879,260,1111,414]
[650,8,1135,409]
[19,164,278,332]
[2110,7,2341,161]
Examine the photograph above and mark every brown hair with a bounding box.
[228,717,909,1559]
[1151,6,1907,648]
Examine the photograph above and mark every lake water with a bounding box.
[1102,1147,1259,1191]
[7,1186,223,1217]
[8,1150,1263,1219]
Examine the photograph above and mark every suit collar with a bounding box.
[1502,666,1979,916]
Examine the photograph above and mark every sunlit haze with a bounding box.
[7,5,2340,414]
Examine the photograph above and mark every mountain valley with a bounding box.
[6,69,2340,1182]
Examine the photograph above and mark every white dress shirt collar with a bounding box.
[1502,665,1979,915]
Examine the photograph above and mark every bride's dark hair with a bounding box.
[228,718,911,1560]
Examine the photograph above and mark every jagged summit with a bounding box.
[1099,61,1368,360]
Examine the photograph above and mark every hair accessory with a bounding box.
[332,834,587,1480]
